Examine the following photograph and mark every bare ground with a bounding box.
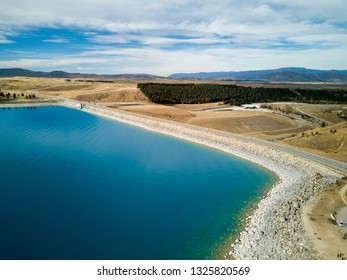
[114,104,196,122]
[302,178,347,260]
[117,103,313,139]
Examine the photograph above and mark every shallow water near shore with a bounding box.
[0,106,274,260]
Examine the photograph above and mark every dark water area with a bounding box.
[0,106,273,259]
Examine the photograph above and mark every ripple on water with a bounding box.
[0,106,274,260]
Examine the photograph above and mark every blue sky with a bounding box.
[0,0,346,75]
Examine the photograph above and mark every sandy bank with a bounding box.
[302,179,347,260]
[1,101,345,259]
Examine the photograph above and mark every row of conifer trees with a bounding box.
[137,83,347,105]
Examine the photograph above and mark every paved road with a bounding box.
[247,137,347,174]
[195,126,347,174]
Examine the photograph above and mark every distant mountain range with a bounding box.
[0,68,159,80]
[1,67,347,82]
[169,67,347,82]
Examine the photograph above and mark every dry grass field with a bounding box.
[0,77,148,103]
[113,104,196,122]
[281,122,347,163]
[303,178,347,260]
[293,104,347,124]
[116,103,312,140]
[188,110,302,136]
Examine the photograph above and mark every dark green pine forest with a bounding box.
[137,83,347,105]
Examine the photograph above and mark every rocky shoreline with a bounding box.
[1,101,344,259]
[0,100,60,108]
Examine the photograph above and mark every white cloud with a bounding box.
[0,32,14,44]
[0,57,108,69]
[2,43,345,75]
[0,38,13,44]
[1,1,346,33]
[0,0,346,73]
[89,34,232,46]
[42,38,70,43]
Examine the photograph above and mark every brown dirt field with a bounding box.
[115,104,196,122]
[116,103,307,139]
[302,178,347,260]
[188,111,299,136]
[282,122,347,163]
[38,84,94,92]
[173,102,224,110]
[75,87,148,103]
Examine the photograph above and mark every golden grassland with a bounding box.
[0,77,147,103]
[281,122,347,163]
[294,104,347,124]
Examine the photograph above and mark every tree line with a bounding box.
[137,83,347,105]
[0,90,36,100]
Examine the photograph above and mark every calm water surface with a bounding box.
[0,106,274,259]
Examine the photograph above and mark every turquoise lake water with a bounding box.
[0,106,274,260]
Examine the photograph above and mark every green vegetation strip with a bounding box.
[138,83,347,105]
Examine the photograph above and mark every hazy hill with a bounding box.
[1,67,347,82]
[0,68,160,80]
[169,67,347,82]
